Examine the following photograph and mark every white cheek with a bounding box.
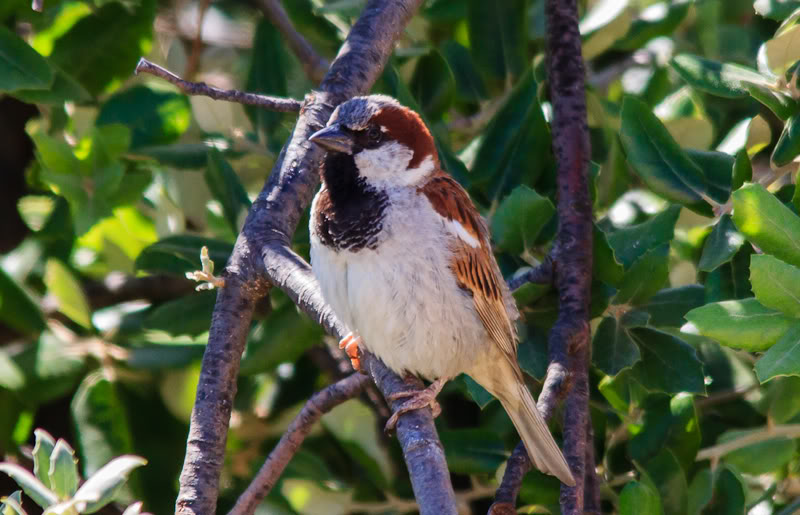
[355,144,435,189]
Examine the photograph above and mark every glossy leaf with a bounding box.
[48,440,79,499]
[33,429,56,489]
[0,26,53,93]
[0,464,58,508]
[670,54,769,98]
[635,285,706,328]
[409,49,455,118]
[205,150,252,234]
[440,40,487,101]
[630,328,705,394]
[750,254,800,316]
[613,243,669,305]
[72,455,146,514]
[96,86,190,149]
[620,481,663,515]
[746,84,797,120]
[607,205,681,268]
[142,291,216,337]
[613,3,690,51]
[593,317,641,376]
[621,98,725,215]
[44,259,91,329]
[698,215,745,272]
[755,322,800,382]
[135,236,233,276]
[732,183,800,268]
[0,268,46,334]
[0,491,25,515]
[490,186,555,254]
[685,298,795,351]
[49,0,156,96]
[772,113,800,166]
[467,0,526,82]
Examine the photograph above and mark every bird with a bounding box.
[307,94,575,486]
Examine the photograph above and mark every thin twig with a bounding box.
[255,0,329,83]
[696,424,800,461]
[135,58,302,112]
[184,0,213,80]
[228,373,370,515]
[695,384,758,410]
[507,257,554,291]
[490,0,593,513]
[173,1,434,514]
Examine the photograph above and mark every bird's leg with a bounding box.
[384,378,447,433]
[338,332,362,372]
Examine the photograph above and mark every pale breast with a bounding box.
[310,187,490,380]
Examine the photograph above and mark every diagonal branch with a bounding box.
[135,58,302,112]
[254,0,330,83]
[173,2,448,514]
[489,0,594,513]
[228,373,371,515]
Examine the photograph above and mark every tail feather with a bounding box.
[498,384,575,486]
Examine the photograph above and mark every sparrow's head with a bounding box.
[309,95,437,188]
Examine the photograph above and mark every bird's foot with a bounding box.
[338,332,362,372]
[384,378,447,434]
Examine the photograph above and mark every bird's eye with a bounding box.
[367,126,382,144]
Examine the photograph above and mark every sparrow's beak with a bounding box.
[309,125,354,154]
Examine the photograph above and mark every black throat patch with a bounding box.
[315,152,388,252]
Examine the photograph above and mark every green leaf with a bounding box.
[124,344,206,370]
[96,86,190,149]
[48,440,79,499]
[49,0,156,96]
[71,373,135,482]
[133,143,224,169]
[772,113,800,166]
[461,374,494,409]
[685,298,795,351]
[670,54,769,98]
[440,40,487,102]
[755,322,800,382]
[33,429,56,489]
[630,328,706,394]
[469,68,553,201]
[746,84,797,120]
[688,468,713,515]
[755,0,800,20]
[750,254,800,316]
[593,317,641,377]
[142,291,216,337]
[702,466,745,515]
[1,491,25,515]
[732,183,800,268]
[439,429,506,474]
[644,448,688,515]
[614,243,669,305]
[607,205,681,268]
[135,236,233,276]
[11,65,91,104]
[619,481,663,515]
[467,0,526,83]
[593,225,625,286]
[0,26,54,92]
[621,97,725,215]
[667,393,701,471]
[0,463,59,509]
[698,215,745,272]
[44,259,91,329]
[613,3,690,51]
[245,20,289,147]
[764,376,800,422]
[0,268,46,334]
[410,49,455,119]
[720,429,796,475]
[634,285,706,328]
[490,186,555,254]
[630,396,673,463]
[72,455,146,514]
[205,150,252,234]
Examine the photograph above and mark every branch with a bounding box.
[228,373,371,515]
[507,257,554,291]
[254,0,329,83]
[135,58,302,112]
[491,0,594,513]
[174,1,436,514]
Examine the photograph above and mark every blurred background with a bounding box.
[2,0,800,513]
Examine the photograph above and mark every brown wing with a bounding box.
[419,171,519,362]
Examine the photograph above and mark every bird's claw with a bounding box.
[384,378,446,434]
[338,332,362,372]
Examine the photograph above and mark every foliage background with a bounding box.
[2,0,800,513]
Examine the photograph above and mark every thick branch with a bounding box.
[174,1,436,514]
[228,373,370,515]
[135,58,302,112]
[490,0,593,513]
[255,0,329,83]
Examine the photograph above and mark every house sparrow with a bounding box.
[308,95,575,486]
